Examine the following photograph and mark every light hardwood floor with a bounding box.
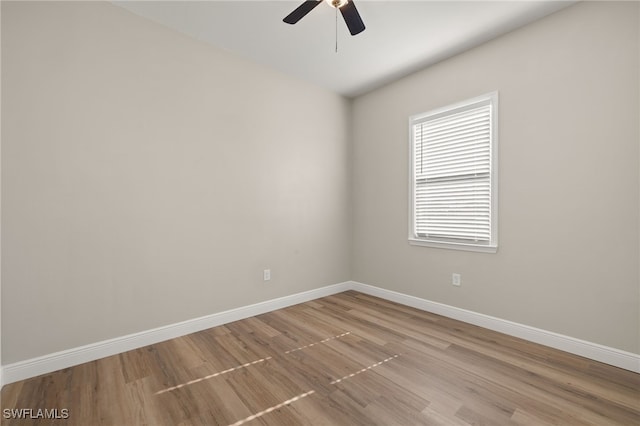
[2,291,639,425]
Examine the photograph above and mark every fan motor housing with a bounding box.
[328,0,348,8]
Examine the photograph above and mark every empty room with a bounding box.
[1,0,639,424]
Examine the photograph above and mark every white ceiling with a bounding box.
[115,1,576,97]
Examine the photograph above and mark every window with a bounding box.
[409,92,498,252]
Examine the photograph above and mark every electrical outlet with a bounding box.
[452,273,461,286]
[263,269,271,281]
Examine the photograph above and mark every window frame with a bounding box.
[408,92,498,253]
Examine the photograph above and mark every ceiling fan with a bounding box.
[283,0,366,36]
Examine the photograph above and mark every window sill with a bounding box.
[408,238,498,253]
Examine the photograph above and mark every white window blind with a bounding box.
[410,93,497,252]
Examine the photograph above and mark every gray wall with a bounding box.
[352,1,640,353]
[2,1,639,367]
[1,1,351,363]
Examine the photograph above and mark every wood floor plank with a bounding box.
[2,291,639,425]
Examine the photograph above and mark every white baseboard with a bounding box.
[2,280,638,387]
[0,282,351,386]
[349,281,640,373]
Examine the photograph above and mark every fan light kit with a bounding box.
[326,0,348,8]
[283,0,366,37]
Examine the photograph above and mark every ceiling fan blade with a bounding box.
[340,0,365,35]
[283,0,323,25]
